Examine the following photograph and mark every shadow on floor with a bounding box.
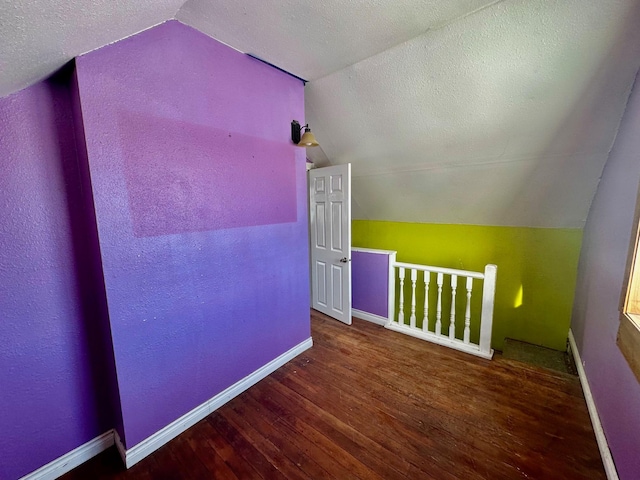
[501,338,578,375]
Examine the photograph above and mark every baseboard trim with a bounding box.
[119,337,313,469]
[568,329,619,480]
[113,429,126,466]
[352,309,388,326]
[19,430,114,480]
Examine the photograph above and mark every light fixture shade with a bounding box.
[291,120,320,147]
[298,128,319,147]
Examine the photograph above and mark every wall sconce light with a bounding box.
[291,120,319,147]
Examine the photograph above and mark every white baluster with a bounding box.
[423,271,430,332]
[435,272,443,336]
[464,277,473,344]
[409,269,417,329]
[398,267,405,325]
[449,274,457,340]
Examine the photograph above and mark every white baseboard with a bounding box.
[568,329,619,480]
[113,429,126,466]
[118,337,313,469]
[19,430,114,480]
[352,309,388,326]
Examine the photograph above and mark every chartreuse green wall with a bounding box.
[352,220,583,351]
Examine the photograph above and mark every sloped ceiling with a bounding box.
[306,0,640,227]
[0,1,184,95]
[176,0,500,81]
[2,0,640,228]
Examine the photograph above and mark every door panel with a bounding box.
[315,203,326,248]
[331,202,342,250]
[309,164,351,324]
[316,261,327,307]
[331,265,343,312]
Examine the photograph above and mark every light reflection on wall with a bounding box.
[514,284,524,309]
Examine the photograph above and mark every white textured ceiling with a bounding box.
[0,0,184,96]
[306,0,640,227]
[2,0,640,228]
[176,0,500,81]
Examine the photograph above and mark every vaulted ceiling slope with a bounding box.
[2,1,640,228]
[0,1,495,98]
[305,0,640,228]
[0,0,184,95]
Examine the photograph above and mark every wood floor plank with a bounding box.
[208,412,292,480]
[146,439,196,480]
[223,396,332,479]
[245,379,390,480]
[259,375,415,479]
[309,313,604,480]
[280,351,521,480]
[270,355,483,480]
[240,395,363,479]
[195,421,265,479]
[291,341,562,469]
[185,428,240,480]
[60,311,606,480]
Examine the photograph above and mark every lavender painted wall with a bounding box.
[571,72,640,479]
[0,67,117,479]
[75,20,310,447]
[69,66,125,445]
[352,249,392,318]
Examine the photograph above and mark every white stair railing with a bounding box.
[386,261,497,359]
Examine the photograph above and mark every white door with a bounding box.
[309,164,352,324]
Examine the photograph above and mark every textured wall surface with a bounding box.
[353,220,582,351]
[351,250,391,318]
[0,70,115,480]
[571,74,640,480]
[119,111,297,237]
[75,20,309,448]
[69,66,125,446]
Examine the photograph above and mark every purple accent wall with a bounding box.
[120,112,297,237]
[571,73,640,479]
[0,66,118,479]
[69,67,125,445]
[75,20,309,447]
[352,250,390,317]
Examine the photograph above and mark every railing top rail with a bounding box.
[351,247,398,255]
[393,261,485,279]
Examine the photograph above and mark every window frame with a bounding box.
[618,184,640,383]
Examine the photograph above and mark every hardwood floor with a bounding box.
[62,311,606,479]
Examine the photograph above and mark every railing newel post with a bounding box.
[479,264,497,357]
[387,253,397,326]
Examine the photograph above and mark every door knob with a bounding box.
[339,257,350,263]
